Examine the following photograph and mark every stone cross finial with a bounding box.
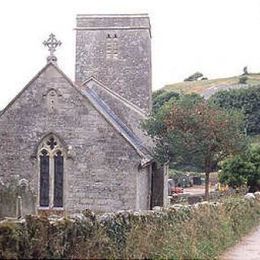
[43,33,62,63]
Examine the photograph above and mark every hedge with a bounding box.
[0,196,259,259]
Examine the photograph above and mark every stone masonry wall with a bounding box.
[136,166,151,210]
[0,64,149,214]
[75,14,152,113]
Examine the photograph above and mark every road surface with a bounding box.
[221,225,260,260]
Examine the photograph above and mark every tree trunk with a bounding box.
[205,172,210,201]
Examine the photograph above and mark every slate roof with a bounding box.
[80,86,153,166]
[82,77,154,150]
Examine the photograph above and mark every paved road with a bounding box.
[221,225,260,260]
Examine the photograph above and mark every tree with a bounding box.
[152,90,180,113]
[247,145,260,191]
[184,72,204,81]
[209,85,260,135]
[219,145,260,192]
[219,156,254,189]
[143,94,246,200]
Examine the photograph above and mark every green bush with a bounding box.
[152,89,180,113]
[0,197,259,259]
[219,145,260,192]
[209,85,260,136]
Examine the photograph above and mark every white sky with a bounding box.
[0,0,260,109]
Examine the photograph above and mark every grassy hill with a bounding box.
[163,73,260,97]
[163,73,260,144]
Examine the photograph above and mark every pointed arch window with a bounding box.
[54,150,64,207]
[39,149,49,207]
[38,135,64,208]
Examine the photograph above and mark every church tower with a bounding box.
[75,14,152,113]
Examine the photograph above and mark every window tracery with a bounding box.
[38,135,64,208]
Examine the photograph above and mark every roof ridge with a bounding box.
[82,76,147,116]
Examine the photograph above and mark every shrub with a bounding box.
[209,85,260,135]
[219,145,260,192]
[0,197,259,259]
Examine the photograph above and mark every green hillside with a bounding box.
[162,73,260,143]
[163,73,260,96]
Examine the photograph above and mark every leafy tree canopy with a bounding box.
[209,85,260,136]
[144,94,247,199]
[219,145,260,192]
[145,94,246,169]
[152,90,180,113]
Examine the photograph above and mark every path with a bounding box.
[184,185,214,195]
[221,225,260,260]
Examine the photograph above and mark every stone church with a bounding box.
[0,14,167,216]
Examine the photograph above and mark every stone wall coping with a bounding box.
[74,26,150,31]
[76,13,151,37]
[76,14,149,18]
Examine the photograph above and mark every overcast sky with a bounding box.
[0,0,260,108]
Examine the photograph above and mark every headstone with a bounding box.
[16,196,22,219]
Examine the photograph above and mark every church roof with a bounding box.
[0,62,153,167]
[49,64,153,166]
[82,77,154,149]
[51,65,153,165]
[83,76,146,115]
[81,86,152,165]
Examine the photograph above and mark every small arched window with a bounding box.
[38,135,64,208]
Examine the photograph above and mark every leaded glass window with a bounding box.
[54,150,64,207]
[39,149,49,207]
[38,135,64,208]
